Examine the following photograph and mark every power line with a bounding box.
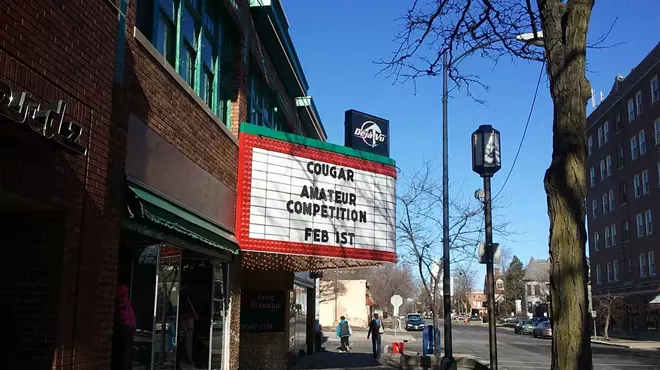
[492,62,545,201]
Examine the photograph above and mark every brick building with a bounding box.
[586,42,660,333]
[0,1,119,369]
[3,0,328,369]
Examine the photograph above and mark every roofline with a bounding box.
[587,42,660,130]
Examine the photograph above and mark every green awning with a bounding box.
[124,184,239,255]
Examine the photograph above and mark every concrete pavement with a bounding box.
[402,321,660,369]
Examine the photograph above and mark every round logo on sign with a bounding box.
[354,121,386,148]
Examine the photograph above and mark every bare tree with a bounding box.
[397,161,513,333]
[453,266,476,315]
[364,264,419,313]
[381,1,597,368]
[593,292,624,340]
[318,276,346,304]
[499,244,513,274]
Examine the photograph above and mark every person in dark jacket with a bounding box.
[336,316,352,352]
[367,313,383,359]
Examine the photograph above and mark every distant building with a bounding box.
[523,257,551,317]
[586,41,660,333]
[469,291,488,316]
[318,279,373,328]
[483,267,505,304]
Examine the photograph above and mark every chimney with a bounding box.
[494,268,500,276]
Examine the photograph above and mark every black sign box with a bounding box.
[240,290,286,333]
[344,109,390,157]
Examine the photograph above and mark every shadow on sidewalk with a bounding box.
[294,348,384,369]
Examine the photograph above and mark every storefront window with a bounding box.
[289,285,308,353]
[115,236,229,370]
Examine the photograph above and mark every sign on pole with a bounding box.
[478,242,501,265]
[391,294,403,334]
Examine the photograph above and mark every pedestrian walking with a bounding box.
[367,313,383,359]
[336,316,352,352]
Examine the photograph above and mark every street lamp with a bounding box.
[439,32,543,370]
[471,124,502,370]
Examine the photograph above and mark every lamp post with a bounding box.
[439,32,543,370]
[471,124,502,370]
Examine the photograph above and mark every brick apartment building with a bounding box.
[2,0,328,369]
[586,42,660,333]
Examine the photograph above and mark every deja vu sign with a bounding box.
[236,123,397,263]
[344,109,390,157]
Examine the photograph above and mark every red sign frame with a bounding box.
[236,125,397,263]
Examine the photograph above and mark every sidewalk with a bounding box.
[293,336,397,370]
[591,336,660,350]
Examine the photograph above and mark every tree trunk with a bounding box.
[604,311,610,340]
[537,1,595,369]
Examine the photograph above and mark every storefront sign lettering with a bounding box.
[240,290,286,333]
[0,81,87,155]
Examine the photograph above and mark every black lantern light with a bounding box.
[471,124,501,178]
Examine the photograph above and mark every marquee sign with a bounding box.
[237,123,397,263]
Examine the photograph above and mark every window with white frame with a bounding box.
[652,76,660,104]
[650,251,656,277]
[598,126,604,147]
[605,227,611,248]
[610,224,617,247]
[617,144,625,168]
[608,189,614,211]
[615,113,622,132]
[607,262,613,282]
[594,231,600,251]
[627,257,633,276]
[590,167,596,187]
[588,136,594,155]
[592,199,598,219]
[631,136,639,160]
[636,90,643,116]
[604,122,610,143]
[606,155,612,177]
[628,98,635,122]
[642,169,650,194]
[645,209,653,235]
[614,260,620,281]
[596,264,602,284]
[602,193,608,213]
[634,174,641,198]
[637,213,645,238]
[654,118,660,146]
[640,253,648,277]
[600,159,606,180]
[639,130,647,155]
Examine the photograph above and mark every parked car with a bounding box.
[406,314,426,331]
[533,321,553,338]
[513,320,526,334]
[521,320,536,335]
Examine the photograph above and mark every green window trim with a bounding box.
[137,0,236,128]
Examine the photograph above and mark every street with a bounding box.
[401,321,660,369]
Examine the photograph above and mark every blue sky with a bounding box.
[281,0,660,289]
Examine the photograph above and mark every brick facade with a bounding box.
[586,42,660,333]
[0,1,119,369]
[2,0,322,368]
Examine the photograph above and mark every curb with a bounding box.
[591,340,632,348]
